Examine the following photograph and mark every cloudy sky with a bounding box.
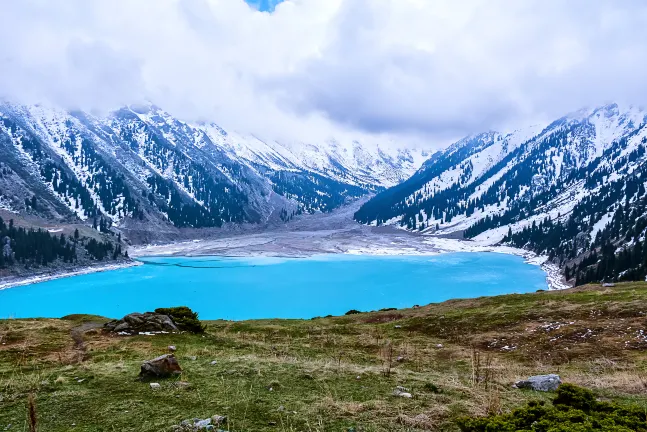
[1,0,646,146]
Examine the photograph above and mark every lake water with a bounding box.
[0,253,547,320]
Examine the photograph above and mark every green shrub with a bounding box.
[345,309,362,315]
[155,306,206,334]
[456,384,647,431]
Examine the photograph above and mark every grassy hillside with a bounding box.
[1,283,647,431]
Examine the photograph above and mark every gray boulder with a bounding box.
[104,312,179,334]
[514,374,561,392]
[140,354,182,378]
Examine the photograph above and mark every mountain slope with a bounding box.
[0,102,431,241]
[355,104,647,284]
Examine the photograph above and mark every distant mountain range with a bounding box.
[4,100,647,286]
[355,103,647,285]
[0,102,430,241]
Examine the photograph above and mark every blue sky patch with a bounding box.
[246,0,284,12]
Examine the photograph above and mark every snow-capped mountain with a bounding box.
[355,104,647,284]
[0,102,430,239]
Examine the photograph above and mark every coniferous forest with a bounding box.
[0,216,125,270]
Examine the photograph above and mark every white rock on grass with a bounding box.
[393,386,413,398]
[514,374,561,392]
[150,383,161,390]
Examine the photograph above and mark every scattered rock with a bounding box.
[168,345,177,352]
[171,415,227,431]
[393,386,413,398]
[140,354,182,378]
[150,383,161,390]
[186,355,197,361]
[602,282,616,288]
[436,344,443,348]
[210,360,218,365]
[514,374,561,392]
[394,325,402,329]
[396,355,406,362]
[195,419,211,429]
[104,312,179,335]
[175,381,191,389]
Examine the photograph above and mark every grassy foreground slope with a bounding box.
[1,283,647,431]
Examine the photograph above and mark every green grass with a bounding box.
[1,283,647,431]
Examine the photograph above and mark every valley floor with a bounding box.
[0,200,569,290]
[1,283,646,431]
[131,202,569,290]
[0,199,570,289]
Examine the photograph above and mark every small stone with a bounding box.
[393,386,413,398]
[394,325,402,329]
[187,356,197,361]
[150,383,161,390]
[168,345,177,352]
[195,419,211,428]
[210,360,218,365]
[436,344,443,348]
[175,381,191,389]
[278,405,285,411]
[356,375,361,380]
[396,356,406,362]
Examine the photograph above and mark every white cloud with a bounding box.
[1,0,646,147]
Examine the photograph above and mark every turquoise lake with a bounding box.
[0,253,547,320]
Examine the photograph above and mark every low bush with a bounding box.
[155,306,206,333]
[456,384,647,431]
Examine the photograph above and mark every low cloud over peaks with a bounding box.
[1,0,646,145]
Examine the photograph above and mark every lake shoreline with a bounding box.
[0,252,549,320]
[0,261,143,291]
[0,237,569,291]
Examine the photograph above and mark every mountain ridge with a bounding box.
[0,101,432,240]
[355,103,647,285]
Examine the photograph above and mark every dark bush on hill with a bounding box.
[345,309,362,315]
[154,306,205,333]
[456,384,647,431]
